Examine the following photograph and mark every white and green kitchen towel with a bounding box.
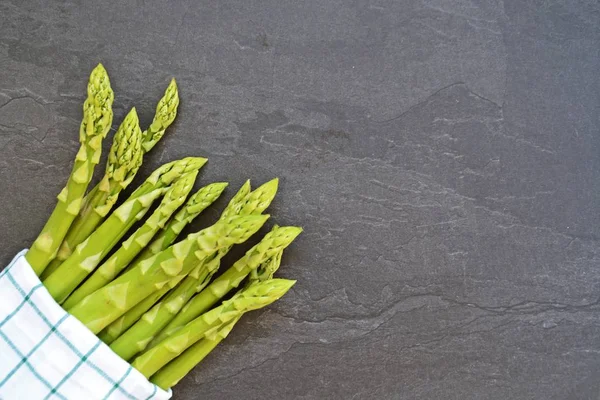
[0,250,172,400]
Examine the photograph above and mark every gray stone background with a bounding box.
[1,0,599,399]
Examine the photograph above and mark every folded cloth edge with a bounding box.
[0,250,172,400]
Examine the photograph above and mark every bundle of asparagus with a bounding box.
[23,64,303,394]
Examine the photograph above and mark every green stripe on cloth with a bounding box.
[0,313,69,387]
[46,341,102,400]
[0,330,67,400]
[3,268,138,400]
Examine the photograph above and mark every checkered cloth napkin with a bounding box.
[0,250,172,400]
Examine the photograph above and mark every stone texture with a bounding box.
[1,0,599,399]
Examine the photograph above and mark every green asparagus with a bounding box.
[133,182,228,264]
[42,112,141,278]
[98,283,173,345]
[132,278,296,378]
[110,225,300,360]
[156,226,300,342]
[42,107,144,278]
[44,79,180,277]
[150,317,238,389]
[61,171,198,309]
[180,178,281,293]
[142,79,179,152]
[108,257,219,360]
[66,214,270,333]
[249,245,284,282]
[26,64,114,276]
[237,178,278,217]
[107,181,256,339]
[136,179,282,349]
[43,158,206,303]
[160,178,278,294]
[188,178,278,283]
[150,243,286,389]
[218,180,251,220]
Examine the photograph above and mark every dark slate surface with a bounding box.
[1,1,599,399]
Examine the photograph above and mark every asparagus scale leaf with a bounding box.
[26,64,114,276]
[132,278,296,378]
[67,214,269,334]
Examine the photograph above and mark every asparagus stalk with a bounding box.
[150,317,238,390]
[109,257,220,361]
[110,225,300,361]
[159,178,278,291]
[26,64,114,276]
[142,79,179,152]
[119,156,206,202]
[187,178,279,280]
[46,79,180,275]
[106,181,255,338]
[150,246,287,390]
[185,178,281,293]
[132,278,296,378]
[43,158,207,303]
[133,182,228,264]
[98,282,173,345]
[155,226,300,342]
[66,214,270,333]
[61,171,198,309]
[133,179,281,348]
[42,108,145,278]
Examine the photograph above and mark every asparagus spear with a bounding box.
[42,107,144,278]
[150,317,238,390]
[122,156,207,200]
[98,282,174,345]
[26,64,114,276]
[108,257,219,361]
[150,247,286,389]
[127,179,281,350]
[133,182,228,264]
[160,178,278,291]
[61,171,198,309]
[155,226,300,343]
[182,178,280,294]
[185,178,279,286]
[218,180,251,221]
[106,181,255,338]
[142,79,179,152]
[46,79,180,275]
[110,225,300,361]
[43,158,207,303]
[234,178,278,219]
[66,214,270,333]
[132,278,296,378]
[149,253,282,389]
